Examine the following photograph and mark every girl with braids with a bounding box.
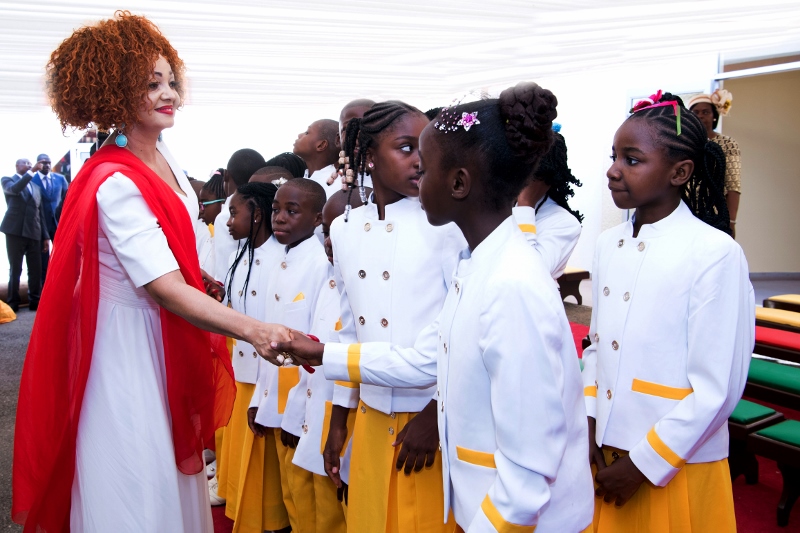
[271,82,594,532]
[199,168,226,225]
[515,129,583,279]
[583,91,753,532]
[221,182,291,533]
[324,101,466,533]
[195,168,226,277]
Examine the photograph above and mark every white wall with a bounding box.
[724,70,800,273]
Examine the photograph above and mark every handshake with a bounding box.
[251,324,326,369]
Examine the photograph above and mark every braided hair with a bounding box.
[202,168,226,200]
[341,100,426,215]
[225,182,278,311]
[534,133,583,222]
[628,93,730,234]
[434,82,558,210]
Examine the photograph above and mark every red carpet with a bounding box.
[735,398,800,532]
[212,506,233,533]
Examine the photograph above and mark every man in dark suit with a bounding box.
[1,158,50,311]
[30,153,68,283]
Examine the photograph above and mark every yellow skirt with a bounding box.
[231,424,289,532]
[314,473,347,533]
[274,427,317,533]
[218,381,251,507]
[347,400,455,533]
[593,448,736,533]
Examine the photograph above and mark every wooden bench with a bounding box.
[755,326,800,365]
[748,420,800,526]
[745,359,800,412]
[765,294,800,314]
[756,307,800,335]
[728,399,784,484]
[558,267,589,305]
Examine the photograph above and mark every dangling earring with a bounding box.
[114,124,128,148]
[158,132,163,142]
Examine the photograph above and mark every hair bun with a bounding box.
[499,82,558,163]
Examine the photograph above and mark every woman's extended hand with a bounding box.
[249,324,294,363]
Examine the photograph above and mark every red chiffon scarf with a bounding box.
[12,146,236,532]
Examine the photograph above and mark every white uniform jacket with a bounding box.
[582,200,755,487]
[225,237,284,384]
[291,269,353,478]
[329,196,466,415]
[213,196,241,282]
[307,164,338,200]
[253,235,330,433]
[512,196,581,280]
[322,217,593,533]
[194,219,215,275]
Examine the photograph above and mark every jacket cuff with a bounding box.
[583,387,597,418]
[512,205,537,235]
[322,343,362,384]
[332,381,360,408]
[628,427,683,486]
[468,495,536,533]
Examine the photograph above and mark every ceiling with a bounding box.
[1,0,799,110]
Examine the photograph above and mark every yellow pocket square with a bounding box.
[292,292,305,302]
[334,317,343,331]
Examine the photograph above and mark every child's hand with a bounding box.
[200,269,224,301]
[516,178,550,208]
[588,417,606,471]
[280,429,300,449]
[394,400,439,475]
[594,455,647,507]
[247,407,266,437]
[270,333,324,367]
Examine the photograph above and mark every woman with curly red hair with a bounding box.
[12,12,291,533]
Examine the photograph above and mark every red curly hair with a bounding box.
[47,11,185,132]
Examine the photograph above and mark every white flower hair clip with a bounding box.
[457,112,480,131]
[434,109,481,134]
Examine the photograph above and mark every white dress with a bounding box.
[70,143,213,533]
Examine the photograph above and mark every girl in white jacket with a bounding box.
[271,82,595,533]
[584,91,753,532]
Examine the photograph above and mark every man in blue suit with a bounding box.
[30,154,68,283]
[1,158,50,311]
